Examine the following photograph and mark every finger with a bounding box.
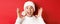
[17,8,20,13]
[38,7,43,16]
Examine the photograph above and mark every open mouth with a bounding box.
[27,12,31,15]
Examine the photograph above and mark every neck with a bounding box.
[26,15,33,17]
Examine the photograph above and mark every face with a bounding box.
[25,6,34,17]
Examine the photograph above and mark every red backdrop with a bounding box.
[0,0,60,24]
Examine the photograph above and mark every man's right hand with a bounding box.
[17,8,20,17]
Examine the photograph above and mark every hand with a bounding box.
[17,8,20,17]
[38,7,43,17]
[16,8,24,18]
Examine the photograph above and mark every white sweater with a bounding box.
[15,16,45,24]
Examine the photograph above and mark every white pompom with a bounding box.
[22,11,27,16]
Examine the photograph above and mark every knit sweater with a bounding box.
[15,16,45,24]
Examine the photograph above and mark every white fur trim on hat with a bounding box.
[24,1,35,11]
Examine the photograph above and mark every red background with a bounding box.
[0,0,60,24]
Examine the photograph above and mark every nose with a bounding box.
[28,8,31,12]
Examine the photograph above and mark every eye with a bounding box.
[26,7,28,9]
[31,6,33,9]
[27,8,28,9]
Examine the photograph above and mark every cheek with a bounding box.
[31,9,34,13]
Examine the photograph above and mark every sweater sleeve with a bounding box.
[15,16,22,24]
[37,15,46,24]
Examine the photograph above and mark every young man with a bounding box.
[15,1,45,24]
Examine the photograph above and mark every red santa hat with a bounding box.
[24,1,35,11]
[22,1,35,16]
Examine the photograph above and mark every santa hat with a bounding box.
[24,1,35,11]
[22,1,35,16]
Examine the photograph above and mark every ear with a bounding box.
[38,7,43,16]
